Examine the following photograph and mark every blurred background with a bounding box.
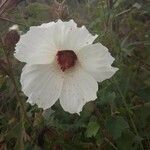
[0,0,150,149]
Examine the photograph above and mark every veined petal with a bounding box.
[21,64,64,109]
[78,43,118,82]
[51,20,77,49]
[59,67,98,114]
[53,20,98,50]
[14,20,98,64]
[14,24,57,64]
[91,66,118,82]
[65,26,98,50]
[39,21,55,28]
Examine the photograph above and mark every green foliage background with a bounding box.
[0,0,150,149]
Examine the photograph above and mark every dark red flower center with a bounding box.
[57,50,77,71]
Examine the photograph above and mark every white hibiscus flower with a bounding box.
[14,20,118,114]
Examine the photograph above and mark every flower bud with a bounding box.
[50,0,69,21]
[3,25,20,51]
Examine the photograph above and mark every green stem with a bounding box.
[113,77,144,150]
[104,137,118,150]
[1,43,30,125]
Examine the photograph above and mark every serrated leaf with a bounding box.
[137,87,150,101]
[100,92,116,105]
[106,116,129,139]
[25,2,50,26]
[116,130,139,150]
[85,121,100,138]
[6,121,25,150]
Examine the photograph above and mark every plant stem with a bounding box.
[1,42,31,125]
[104,137,118,150]
[0,17,25,26]
[113,77,144,150]
[131,102,150,110]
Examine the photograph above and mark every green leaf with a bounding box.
[106,116,129,139]
[137,87,150,101]
[116,130,140,150]
[101,92,116,105]
[85,121,100,138]
[6,121,25,150]
[25,2,50,26]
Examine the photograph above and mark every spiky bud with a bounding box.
[3,25,20,51]
[50,0,69,21]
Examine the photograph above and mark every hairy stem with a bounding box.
[104,137,118,150]
[1,40,30,125]
[113,77,144,150]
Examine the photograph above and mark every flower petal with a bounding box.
[14,20,98,64]
[39,21,55,28]
[53,20,98,50]
[50,20,77,49]
[78,43,118,82]
[59,67,98,114]
[21,64,64,109]
[65,25,98,50]
[14,23,57,64]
